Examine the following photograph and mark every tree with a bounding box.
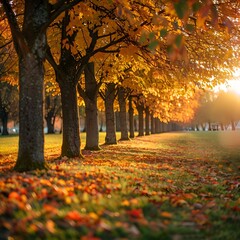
[102,82,117,144]
[117,86,130,140]
[135,96,145,137]
[212,91,240,130]
[45,94,61,134]
[0,81,18,135]
[78,62,101,150]
[145,106,150,135]
[1,0,82,171]
[128,95,135,138]
[46,2,131,155]
[0,25,18,135]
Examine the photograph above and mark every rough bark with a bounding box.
[105,83,117,144]
[51,11,83,158]
[14,53,45,171]
[2,0,83,171]
[59,79,81,157]
[145,107,150,135]
[83,62,100,150]
[13,1,48,171]
[118,87,129,140]
[128,95,134,138]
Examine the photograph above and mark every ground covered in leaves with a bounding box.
[0,131,240,240]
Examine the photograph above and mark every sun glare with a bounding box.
[228,79,240,95]
[214,69,240,95]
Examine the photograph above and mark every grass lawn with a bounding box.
[0,131,240,239]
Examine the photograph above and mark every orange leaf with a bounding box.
[160,211,172,218]
[8,191,20,201]
[46,220,56,233]
[65,210,82,221]
[43,204,59,214]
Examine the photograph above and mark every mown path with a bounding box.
[0,131,240,239]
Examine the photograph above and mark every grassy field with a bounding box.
[0,131,240,239]
[0,132,114,156]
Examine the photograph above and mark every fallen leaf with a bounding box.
[65,210,82,221]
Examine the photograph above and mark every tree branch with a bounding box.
[41,0,83,33]
[77,83,87,100]
[1,0,28,55]
[45,45,66,81]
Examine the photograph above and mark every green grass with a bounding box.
[0,132,122,156]
[0,131,240,240]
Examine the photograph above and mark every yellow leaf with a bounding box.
[82,192,89,202]
[121,200,130,206]
[65,196,72,204]
[88,212,99,221]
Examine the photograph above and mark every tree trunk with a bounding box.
[118,87,129,140]
[136,102,144,136]
[105,83,117,144]
[168,123,172,132]
[201,123,206,131]
[163,122,168,132]
[99,111,104,132]
[14,54,45,171]
[208,121,212,131]
[155,118,160,133]
[59,79,81,158]
[145,107,150,135]
[85,100,99,149]
[45,111,55,134]
[83,62,100,150]
[128,95,134,138]
[151,114,155,134]
[1,108,9,135]
[13,0,49,171]
[231,120,236,131]
[115,111,121,132]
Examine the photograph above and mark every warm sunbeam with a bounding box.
[228,69,240,95]
[215,69,240,95]
[228,79,240,95]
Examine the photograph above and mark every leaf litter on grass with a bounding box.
[0,132,240,239]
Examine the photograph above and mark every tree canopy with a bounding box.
[0,0,239,171]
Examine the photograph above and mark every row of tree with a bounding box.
[0,0,239,171]
[192,91,240,131]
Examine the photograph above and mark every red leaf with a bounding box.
[128,209,143,218]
